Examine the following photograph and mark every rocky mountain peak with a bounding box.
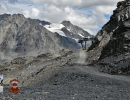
[61,20,71,26]
[0,13,11,21]
[61,20,91,38]
[12,13,25,17]
[44,20,92,41]
[0,14,80,63]
[28,18,51,26]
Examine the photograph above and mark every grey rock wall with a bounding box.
[87,0,130,75]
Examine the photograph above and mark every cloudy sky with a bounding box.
[0,0,121,35]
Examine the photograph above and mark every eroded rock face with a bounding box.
[87,0,130,75]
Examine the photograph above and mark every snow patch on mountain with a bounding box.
[44,24,66,37]
[78,33,84,38]
[72,38,79,42]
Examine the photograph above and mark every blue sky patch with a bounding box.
[105,14,111,20]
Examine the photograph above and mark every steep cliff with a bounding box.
[87,0,130,75]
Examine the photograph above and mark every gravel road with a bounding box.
[0,50,130,100]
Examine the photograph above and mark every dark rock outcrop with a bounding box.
[28,18,51,26]
[0,14,11,21]
[87,0,130,75]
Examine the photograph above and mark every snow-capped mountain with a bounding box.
[44,21,92,41]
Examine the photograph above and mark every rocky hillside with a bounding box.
[0,14,80,63]
[1,49,130,100]
[87,0,130,75]
[0,49,74,86]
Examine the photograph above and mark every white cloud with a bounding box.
[32,8,39,17]
[38,4,66,23]
[23,8,39,18]
[8,0,18,4]
[0,0,121,35]
[94,5,117,15]
[23,10,30,18]
[64,7,98,29]
[0,3,7,11]
[22,0,120,8]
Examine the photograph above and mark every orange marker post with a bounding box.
[9,79,20,93]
